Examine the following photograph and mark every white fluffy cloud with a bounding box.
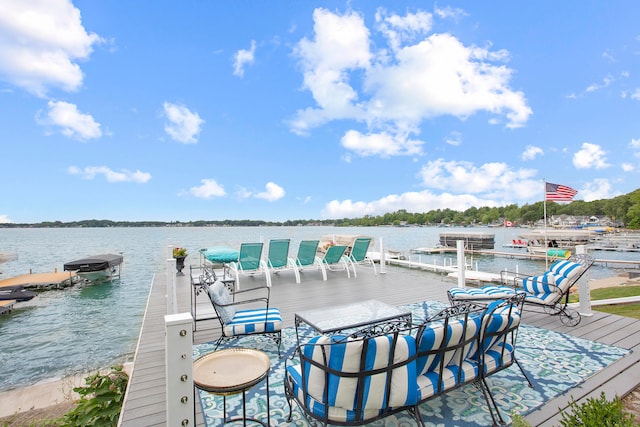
[163,102,204,144]
[322,158,541,218]
[291,8,531,158]
[0,214,12,224]
[68,166,151,183]
[417,159,539,198]
[322,190,498,219]
[341,130,423,157]
[255,182,286,201]
[572,142,610,169]
[188,179,226,199]
[40,100,102,140]
[521,145,543,161]
[579,178,621,201]
[233,40,256,77]
[237,182,286,202]
[0,0,102,96]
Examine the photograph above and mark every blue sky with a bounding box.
[1,1,639,223]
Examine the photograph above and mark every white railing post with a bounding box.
[379,237,386,274]
[167,258,177,314]
[576,245,593,317]
[165,313,194,427]
[457,240,466,288]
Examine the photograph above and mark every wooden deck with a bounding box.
[118,263,640,427]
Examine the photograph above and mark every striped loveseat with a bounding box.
[284,295,528,426]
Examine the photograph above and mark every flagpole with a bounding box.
[543,179,548,268]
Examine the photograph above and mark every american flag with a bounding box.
[545,182,577,202]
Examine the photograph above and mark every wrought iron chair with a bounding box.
[205,280,282,356]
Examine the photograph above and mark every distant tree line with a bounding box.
[2,188,639,229]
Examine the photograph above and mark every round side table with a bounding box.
[193,348,271,426]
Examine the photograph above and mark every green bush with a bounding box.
[559,392,635,427]
[60,365,128,427]
[511,412,532,426]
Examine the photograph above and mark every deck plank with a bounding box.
[118,261,640,427]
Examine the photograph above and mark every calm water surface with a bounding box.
[0,226,634,391]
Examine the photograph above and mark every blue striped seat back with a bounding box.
[549,259,582,280]
[299,334,418,414]
[479,297,523,374]
[522,272,562,294]
[481,299,521,353]
[416,315,482,375]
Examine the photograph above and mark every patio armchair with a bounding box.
[229,242,270,290]
[205,280,282,356]
[346,237,376,277]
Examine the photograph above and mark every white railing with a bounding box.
[165,313,194,427]
[165,243,195,426]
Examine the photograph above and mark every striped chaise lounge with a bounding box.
[206,280,282,356]
[448,254,594,326]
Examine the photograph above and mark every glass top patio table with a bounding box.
[294,299,412,342]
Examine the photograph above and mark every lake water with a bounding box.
[0,226,636,391]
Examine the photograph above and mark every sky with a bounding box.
[1,1,639,223]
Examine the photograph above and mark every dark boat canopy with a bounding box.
[64,254,124,273]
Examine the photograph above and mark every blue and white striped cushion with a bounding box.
[483,342,514,374]
[416,360,478,399]
[523,292,558,305]
[522,272,559,294]
[416,316,481,376]
[224,307,282,336]
[449,286,515,300]
[481,301,520,353]
[359,334,418,409]
[291,334,418,419]
[286,366,380,423]
[549,260,582,280]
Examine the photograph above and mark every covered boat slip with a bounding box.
[119,260,640,427]
[63,253,123,282]
[63,253,123,272]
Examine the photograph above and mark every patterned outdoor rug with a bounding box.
[193,301,629,426]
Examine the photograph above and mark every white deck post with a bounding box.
[457,240,466,288]
[165,313,194,427]
[576,245,593,316]
[379,237,386,274]
[167,258,177,314]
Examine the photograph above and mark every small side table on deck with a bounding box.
[193,348,271,426]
